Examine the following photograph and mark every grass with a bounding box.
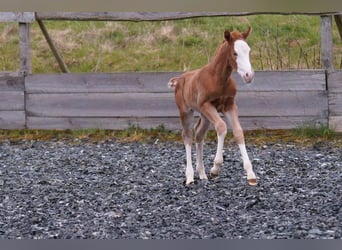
[292,124,336,140]
[1,126,341,148]
[0,15,341,73]
[0,125,180,143]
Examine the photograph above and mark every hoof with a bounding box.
[210,172,218,180]
[247,178,257,186]
[199,174,208,181]
[183,180,195,187]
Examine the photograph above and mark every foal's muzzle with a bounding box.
[242,71,255,84]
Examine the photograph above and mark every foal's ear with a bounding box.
[224,29,231,42]
[242,27,252,40]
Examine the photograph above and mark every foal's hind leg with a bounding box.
[224,103,257,186]
[194,116,210,180]
[180,110,195,186]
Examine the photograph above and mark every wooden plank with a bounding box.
[26,90,327,118]
[26,72,179,94]
[27,117,181,130]
[240,116,328,130]
[0,76,24,91]
[236,91,327,117]
[27,116,326,131]
[0,111,25,129]
[36,12,251,21]
[0,12,35,23]
[0,72,20,78]
[321,15,334,72]
[327,71,342,92]
[328,92,342,116]
[0,92,24,110]
[26,93,179,117]
[36,12,342,21]
[238,71,326,91]
[26,71,326,94]
[329,116,342,132]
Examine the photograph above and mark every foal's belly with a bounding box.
[211,96,235,113]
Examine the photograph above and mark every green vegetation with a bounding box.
[0,125,180,143]
[293,124,336,140]
[0,126,341,147]
[0,15,341,73]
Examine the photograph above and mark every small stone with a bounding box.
[105,211,123,218]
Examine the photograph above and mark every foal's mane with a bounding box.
[210,40,229,64]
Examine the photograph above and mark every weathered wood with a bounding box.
[329,93,342,116]
[239,116,328,130]
[26,72,179,94]
[27,117,182,130]
[321,15,334,72]
[36,19,69,73]
[0,92,25,110]
[26,93,178,117]
[0,111,25,129]
[236,91,327,117]
[329,116,342,132]
[35,12,342,21]
[0,75,25,112]
[25,71,326,94]
[0,75,26,129]
[327,71,342,131]
[26,90,326,118]
[243,71,326,91]
[0,12,35,23]
[25,71,328,130]
[327,71,342,92]
[0,72,20,78]
[0,76,24,91]
[19,22,31,76]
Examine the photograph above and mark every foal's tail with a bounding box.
[168,76,183,89]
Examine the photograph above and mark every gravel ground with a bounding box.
[0,138,341,239]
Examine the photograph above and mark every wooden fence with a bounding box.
[0,12,342,131]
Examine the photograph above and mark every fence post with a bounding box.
[19,22,31,76]
[320,15,334,73]
[321,15,342,131]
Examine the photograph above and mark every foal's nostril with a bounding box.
[243,72,254,83]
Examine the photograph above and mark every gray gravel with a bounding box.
[0,138,341,239]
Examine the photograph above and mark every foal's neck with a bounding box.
[208,42,233,83]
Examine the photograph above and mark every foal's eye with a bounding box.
[233,52,238,57]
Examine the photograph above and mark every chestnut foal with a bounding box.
[168,28,257,186]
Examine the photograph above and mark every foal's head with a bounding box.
[224,27,254,83]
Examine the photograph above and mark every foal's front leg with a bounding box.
[224,104,257,186]
[198,102,227,179]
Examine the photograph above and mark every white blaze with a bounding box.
[234,40,254,83]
